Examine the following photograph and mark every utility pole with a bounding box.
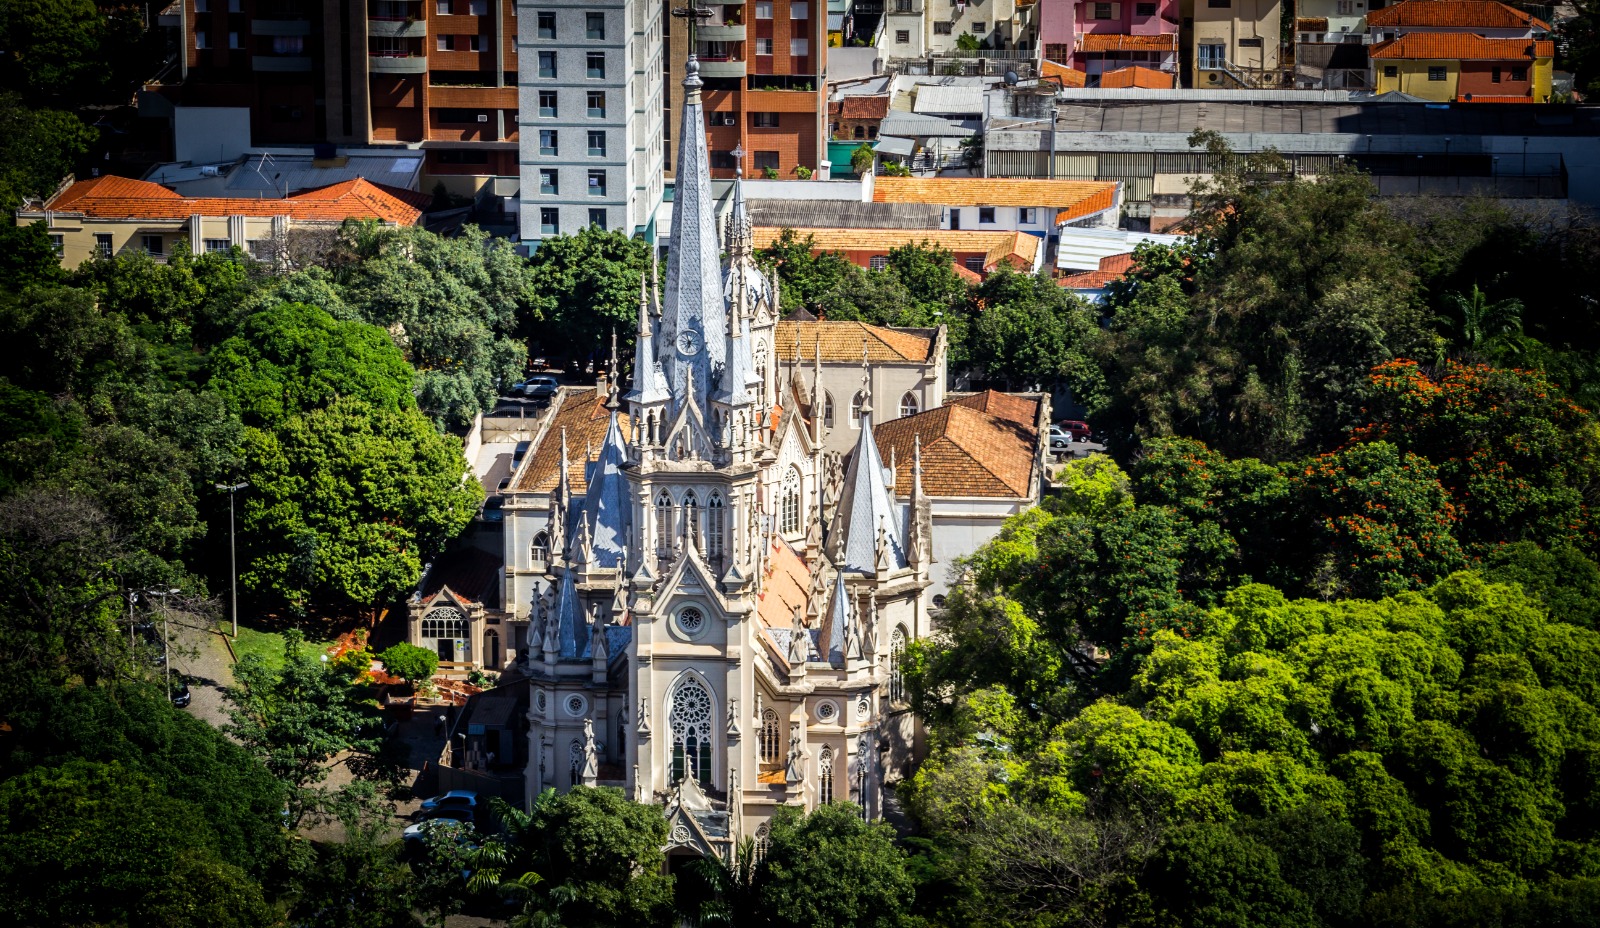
[151,588,180,700]
[216,481,249,638]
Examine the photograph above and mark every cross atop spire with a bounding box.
[671,0,714,101]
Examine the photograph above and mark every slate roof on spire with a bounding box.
[834,406,907,575]
[555,568,589,661]
[824,569,850,667]
[585,409,633,569]
[628,272,669,405]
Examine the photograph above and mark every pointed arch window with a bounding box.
[706,493,725,559]
[669,676,714,788]
[569,739,584,789]
[899,392,920,418]
[532,531,551,564]
[754,821,771,862]
[850,391,867,428]
[818,745,835,804]
[781,468,801,535]
[759,707,781,763]
[822,393,835,429]
[682,490,700,550]
[889,625,908,704]
[755,345,769,407]
[655,489,672,555]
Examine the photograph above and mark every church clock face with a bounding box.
[676,330,702,356]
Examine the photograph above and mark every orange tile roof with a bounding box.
[1370,33,1553,60]
[953,263,983,283]
[1098,252,1136,274]
[756,536,812,631]
[1055,184,1121,225]
[947,389,1040,426]
[1059,251,1136,289]
[1459,93,1536,102]
[873,177,1119,212]
[1078,32,1179,52]
[775,320,935,363]
[1041,58,1090,87]
[874,402,1039,499]
[752,226,1038,270]
[43,175,426,225]
[1099,65,1178,88]
[511,388,631,493]
[1366,0,1550,31]
[839,95,890,119]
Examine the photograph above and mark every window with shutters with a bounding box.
[760,708,781,762]
[781,468,801,535]
[706,493,725,558]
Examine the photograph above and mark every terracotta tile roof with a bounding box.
[511,388,631,492]
[1370,33,1552,59]
[1366,0,1550,31]
[753,226,1039,271]
[839,95,890,120]
[1041,58,1089,87]
[1078,32,1179,52]
[947,389,1040,426]
[1098,252,1136,274]
[775,320,935,363]
[756,536,812,631]
[43,175,426,225]
[874,402,1039,499]
[1459,93,1536,102]
[1100,65,1178,88]
[1054,184,1121,224]
[873,177,1120,212]
[953,263,983,283]
[1060,251,1137,289]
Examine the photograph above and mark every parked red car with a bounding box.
[1055,420,1093,442]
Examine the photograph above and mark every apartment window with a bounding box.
[753,150,779,171]
[756,1,773,17]
[588,170,607,195]
[539,129,558,155]
[539,169,559,194]
[437,149,489,164]
[538,50,556,77]
[895,29,909,42]
[228,31,240,48]
[756,37,773,54]
[934,21,952,33]
[436,0,450,13]
[587,12,605,38]
[1136,1,1155,13]
[95,234,114,258]
[49,234,63,256]
[195,32,208,49]
[194,0,207,10]
[539,90,557,116]
[1335,0,1353,11]
[978,207,995,224]
[1428,66,1446,81]
[972,21,985,32]
[204,238,230,254]
[468,34,482,51]
[964,256,984,272]
[540,208,559,234]
[588,208,607,229]
[1511,66,1527,81]
[468,0,485,12]
[1383,65,1396,77]
[710,110,736,125]
[1019,207,1035,222]
[247,240,271,260]
[1492,66,1502,83]
[587,51,605,78]
[272,36,303,53]
[537,11,555,37]
[710,149,737,170]
[1093,3,1113,18]
[439,108,483,123]
[869,254,887,270]
[438,35,454,50]
[588,130,606,155]
[701,40,729,58]
[228,0,240,10]
[790,37,809,55]
[752,111,779,127]
[587,91,606,117]
[1207,0,1228,7]
[791,1,809,16]
[1238,37,1262,47]
[1198,42,1224,68]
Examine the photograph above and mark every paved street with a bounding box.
[163,612,237,729]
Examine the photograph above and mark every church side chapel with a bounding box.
[510,47,939,862]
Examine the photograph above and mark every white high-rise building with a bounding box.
[516,0,665,244]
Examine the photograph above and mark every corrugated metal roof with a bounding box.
[879,111,976,137]
[913,84,986,115]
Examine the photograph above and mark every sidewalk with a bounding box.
[166,614,238,729]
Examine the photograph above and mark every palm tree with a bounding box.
[1438,284,1528,362]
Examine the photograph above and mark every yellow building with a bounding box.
[1191,0,1285,88]
[1370,34,1554,102]
[16,175,426,269]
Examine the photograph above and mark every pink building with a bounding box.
[1040,0,1179,82]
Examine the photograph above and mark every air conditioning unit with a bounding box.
[477,113,489,122]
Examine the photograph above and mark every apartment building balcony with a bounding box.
[370,52,429,73]
[251,17,313,35]
[886,0,924,13]
[701,24,747,41]
[252,54,314,71]
[369,18,428,37]
[699,58,747,77]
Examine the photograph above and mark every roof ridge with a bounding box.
[941,404,1028,495]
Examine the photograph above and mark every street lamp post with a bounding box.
[148,587,180,700]
[216,481,249,638]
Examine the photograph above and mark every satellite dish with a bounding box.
[1004,69,1019,86]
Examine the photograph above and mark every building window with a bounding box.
[586,12,604,38]
[895,29,909,43]
[1019,207,1035,222]
[1238,37,1262,47]
[531,530,550,562]
[752,111,779,128]
[587,91,606,117]
[869,254,887,270]
[818,746,835,803]
[669,676,714,788]
[755,345,769,405]
[972,21,984,32]
[539,129,558,155]
[850,390,866,426]
[1207,0,1229,6]
[195,32,207,49]
[569,739,583,788]
[94,234,114,258]
[536,11,555,37]
[1428,66,1446,81]
[588,170,607,196]
[889,626,907,702]
[539,169,558,194]
[1093,2,1113,18]
[272,36,303,54]
[540,207,558,234]
[468,34,482,51]
[195,0,208,10]
[900,392,919,417]
[978,207,995,224]
[49,234,63,256]
[792,0,809,16]
[760,708,781,762]
[468,0,485,12]
[538,50,555,77]
[655,489,674,554]
[710,110,736,126]
[436,0,450,13]
[1198,43,1225,69]
[754,150,780,171]
[538,90,557,116]
[142,234,164,257]
[706,493,724,558]
[587,51,605,78]
[853,126,864,139]
[822,393,834,428]
[781,468,801,534]
[1511,66,1527,81]
[934,21,951,34]
[790,37,809,56]
[756,0,773,17]
[1492,66,1502,83]
[588,130,606,155]
[756,37,773,54]
[755,822,771,861]
[228,31,240,48]
[204,238,230,254]
[1136,1,1155,13]
[1336,0,1353,10]
[420,606,467,642]
[438,34,454,50]
[964,256,984,272]
[1383,65,1397,78]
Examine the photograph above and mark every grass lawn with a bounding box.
[232,627,336,671]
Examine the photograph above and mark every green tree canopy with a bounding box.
[753,803,916,928]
